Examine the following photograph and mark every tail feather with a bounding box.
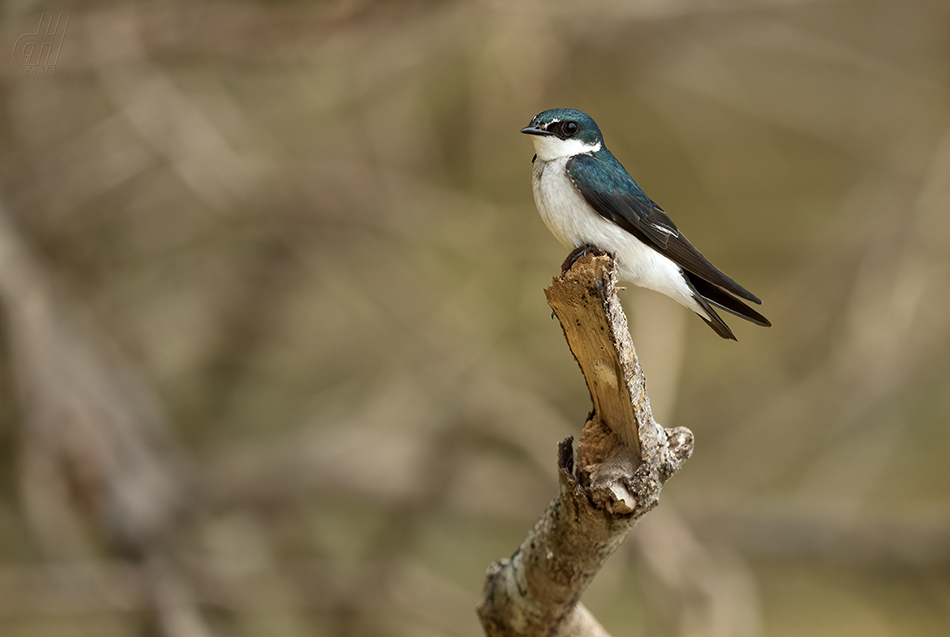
[684,271,771,340]
[692,293,737,341]
[685,272,770,326]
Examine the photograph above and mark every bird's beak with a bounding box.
[521,125,554,136]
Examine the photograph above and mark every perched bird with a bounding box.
[522,108,770,340]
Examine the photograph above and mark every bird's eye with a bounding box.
[563,121,578,136]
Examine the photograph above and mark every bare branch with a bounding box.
[477,251,694,637]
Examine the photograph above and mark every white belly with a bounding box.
[532,157,701,314]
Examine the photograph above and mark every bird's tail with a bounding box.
[685,272,771,341]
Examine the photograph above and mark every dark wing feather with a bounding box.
[566,153,762,305]
[683,272,771,327]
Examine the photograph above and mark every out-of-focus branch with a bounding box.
[635,509,762,637]
[0,206,212,636]
[0,207,185,556]
[476,250,694,637]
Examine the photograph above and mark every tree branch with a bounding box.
[476,250,694,637]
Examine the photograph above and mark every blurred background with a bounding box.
[1,1,949,636]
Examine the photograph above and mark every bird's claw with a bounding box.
[561,244,608,273]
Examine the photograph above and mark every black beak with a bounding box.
[521,125,554,136]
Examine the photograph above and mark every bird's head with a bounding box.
[521,108,604,161]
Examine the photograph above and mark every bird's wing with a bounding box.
[566,152,761,305]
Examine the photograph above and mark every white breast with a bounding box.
[531,157,701,314]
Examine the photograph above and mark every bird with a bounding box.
[522,108,770,340]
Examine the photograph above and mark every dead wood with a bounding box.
[476,250,693,637]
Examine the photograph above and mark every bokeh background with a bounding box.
[1,1,949,636]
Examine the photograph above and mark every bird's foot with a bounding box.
[561,244,608,273]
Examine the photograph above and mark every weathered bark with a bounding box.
[477,249,694,637]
